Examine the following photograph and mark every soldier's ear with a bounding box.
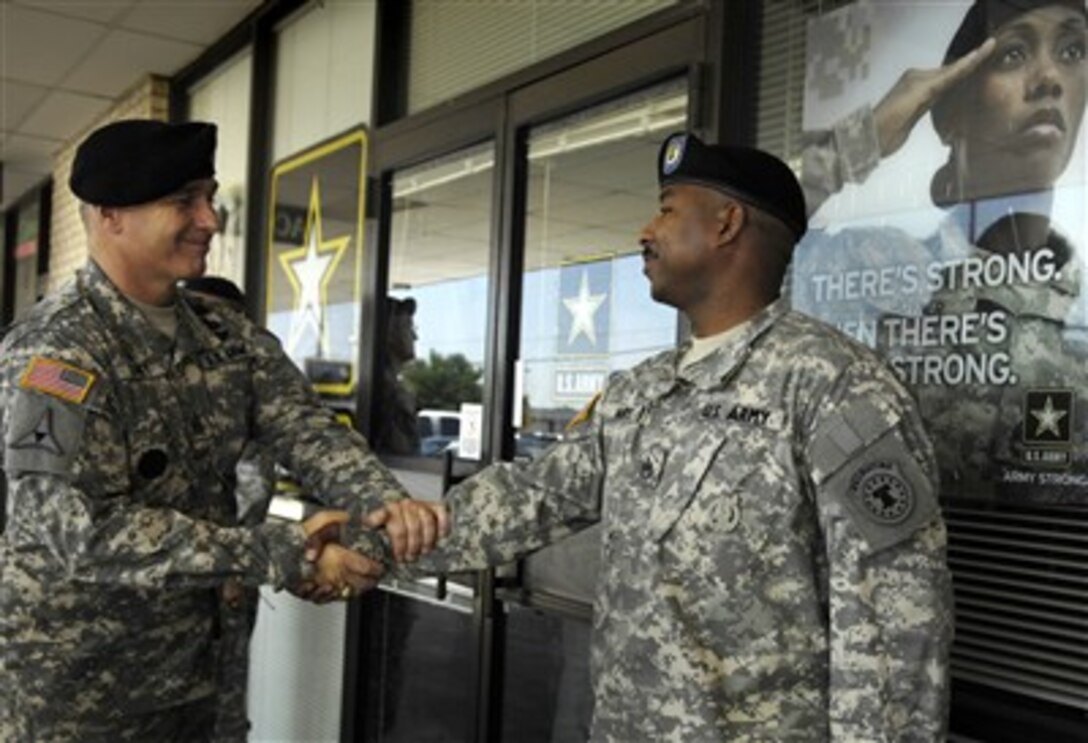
[97,206,126,235]
[716,200,746,245]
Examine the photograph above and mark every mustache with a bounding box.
[182,229,215,243]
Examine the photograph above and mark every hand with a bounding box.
[222,578,246,610]
[364,499,450,563]
[295,544,384,604]
[873,37,995,158]
[301,509,350,562]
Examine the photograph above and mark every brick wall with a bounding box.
[45,75,170,294]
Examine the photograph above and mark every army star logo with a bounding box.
[278,177,350,357]
[10,407,65,456]
[849,461,914,525]
[1023,389,1073,445]
[1032,395,1066,437]
[562,270,607,346]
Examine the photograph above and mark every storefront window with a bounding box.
[501,605,593,743]
[249,6,378,739]
[361,591,475,741]
[516,80,686,459]
[758,0,1087,715]
[510,80,687,627]
[273,0,375,160]
[188,49,252,285]
[406,0,677,114]
[376,143,494,459]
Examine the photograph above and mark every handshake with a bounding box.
[294,499,450,603]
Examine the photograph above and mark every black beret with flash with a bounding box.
[657,132,808,241]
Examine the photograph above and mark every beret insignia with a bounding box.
[662,134,687,176]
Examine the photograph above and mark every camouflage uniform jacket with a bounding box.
[414,299,953,742]
[0,261,402,739]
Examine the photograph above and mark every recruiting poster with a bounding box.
[791,0,1087,505]
[265,129,367,401]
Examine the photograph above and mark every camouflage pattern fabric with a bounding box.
[410,299,953,742]
[212,447,276,742]
[0,261,402,740]
[211,581,259,743]
[801,103,882,217]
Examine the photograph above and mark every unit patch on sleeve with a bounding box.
[849,461,914,525]
[10,407,65,456]
[820,432,938,554]
[5,390,88,476]
[20,356,96,404]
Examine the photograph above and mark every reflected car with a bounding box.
[515,432,562,460]
[420,435,457,457]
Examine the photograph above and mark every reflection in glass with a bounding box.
[513,82,688,614]
[265,132,367,429]
[502,606,593,743]
[516,81,687,457]
[376,144,494,458]
[362,592,475,742]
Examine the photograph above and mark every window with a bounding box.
[515,80,687,459]
[757,0,1088,720]
[376,142,495,459]
[406,0,678,113]
[188,49,252,285]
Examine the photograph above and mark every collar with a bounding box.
[675,299,787,392]
[78,261,221,373]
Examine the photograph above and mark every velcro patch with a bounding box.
[5,391,88,477]
[20,356,96,404]
[809,399,899,484]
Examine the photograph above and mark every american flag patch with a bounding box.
[19,356,96,404]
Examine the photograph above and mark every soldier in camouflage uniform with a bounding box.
[373,133,953,741]
[0,119,443,741]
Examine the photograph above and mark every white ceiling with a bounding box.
[0,0,264,210]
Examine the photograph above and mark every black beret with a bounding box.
[943,0,1085,66]
[70,119,217,206]
[657,132,807,241]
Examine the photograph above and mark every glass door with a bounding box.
[363,141,496,743]
[502,80,688,741]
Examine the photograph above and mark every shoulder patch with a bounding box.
[820,431,937,554]
[566,392,602,431]
[20,356,96,405]
[5,391,89,477]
